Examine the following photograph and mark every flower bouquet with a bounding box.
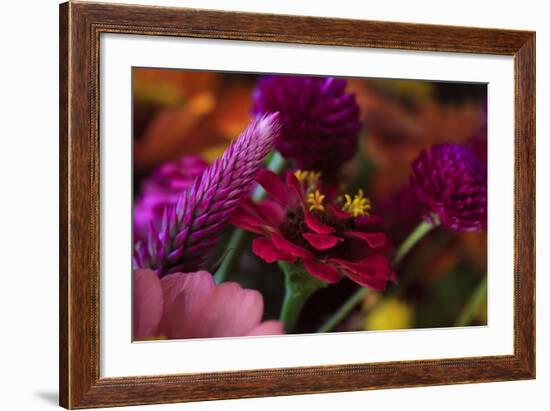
[132,71,488,340]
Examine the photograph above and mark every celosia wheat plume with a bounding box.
[134,113,281,277]
[133,155,208,242]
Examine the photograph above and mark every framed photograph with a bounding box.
[59,1,535,408]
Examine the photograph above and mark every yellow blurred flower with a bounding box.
[363,297,414,331]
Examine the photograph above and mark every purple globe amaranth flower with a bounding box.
[134,155,208,243]
[134,113,281,277]
[410,144,487,232]
[252,76,361,180]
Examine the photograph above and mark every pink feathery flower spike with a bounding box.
[134,113,281,277]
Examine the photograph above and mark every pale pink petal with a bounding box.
[198,284,264,337]
[247,320,285,336]
[133,269,164,340]
[159,271,277,339]
[160,271,215,338]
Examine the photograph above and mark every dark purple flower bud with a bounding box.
[134,113,281,276]
[410,144,487,232]
[134,156,209,242]
[252,76,361,180]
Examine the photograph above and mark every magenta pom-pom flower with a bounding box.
[252,76,361,180]
[134,155,208,241]
[134,113,281,276]
[410,144,487,232]
[134,269,283,340]
[230,169,395,290]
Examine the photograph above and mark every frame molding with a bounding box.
[59,1,535,408]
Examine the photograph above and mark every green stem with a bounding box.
[316,286,367,333]
[355,233,452,321]
[316,219,437,333]
[280,289,310,334]
[393,220,436,265]
[454,275,488,327]
[279,261,327,333]
[214,152,287,284]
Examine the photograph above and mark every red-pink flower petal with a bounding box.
[271,233,314,259]
[230,206,269,234]
[257,168,294,205]
[302,232,343,250]
[246,320,285,336]
[285,171,305,203]
[329,256,393,290]
[133,269,164,340]
[252,237,296,263]
[230,197,284,234]
[303,259,341,283]
[304,211,335,234]
[344,231,387,248]
[326,204,352,220]
[354,214,385,231]
[257,199,286,227]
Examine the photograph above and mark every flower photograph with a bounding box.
[132,68,487,341]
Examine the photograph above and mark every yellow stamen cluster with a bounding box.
[294,170,321,187]
[307,190,326,212]
[342,189,371,217]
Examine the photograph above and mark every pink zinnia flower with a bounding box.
[134,269,283,340]
[230,169,395,290]
[134,155,208,241]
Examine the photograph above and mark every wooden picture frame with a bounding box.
[59,1,535,408]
